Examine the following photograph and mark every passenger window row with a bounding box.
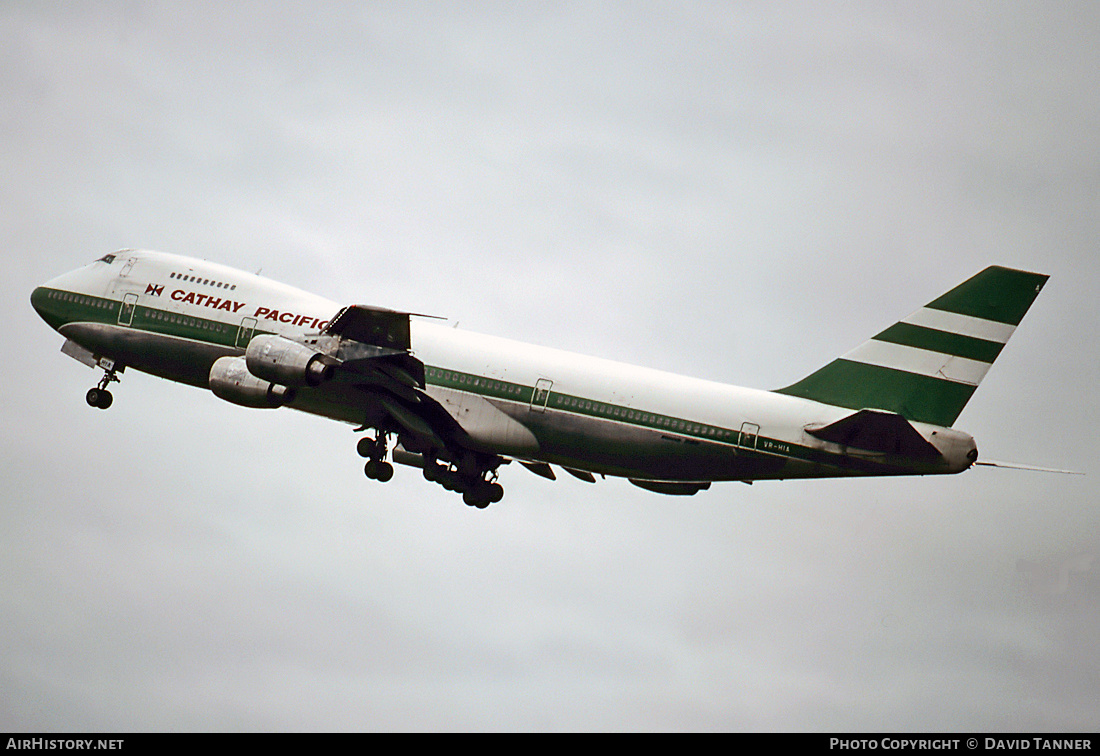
[147,308,230,333]
[423,363,734,441]
[170,272,236,290]
[47,290,112,309]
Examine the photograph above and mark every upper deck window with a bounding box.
[168,271,237,291]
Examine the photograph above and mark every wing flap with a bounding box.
[376,394,447,449]
[519,461,557,480]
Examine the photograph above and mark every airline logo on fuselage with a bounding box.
[169,287,329,329]
[171,288,246,312]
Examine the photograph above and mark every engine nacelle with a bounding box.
[209,356,296,408]
[245,334,335,387]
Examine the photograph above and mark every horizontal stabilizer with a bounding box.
[806,409,942,459]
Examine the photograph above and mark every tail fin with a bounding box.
[775,266,1048,427]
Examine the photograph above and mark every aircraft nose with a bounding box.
[31,269,82,331]
[30,285,51,320]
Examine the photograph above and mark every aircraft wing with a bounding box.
[325,305,425,400]
[321,305,479,455]
[326,304,413,352]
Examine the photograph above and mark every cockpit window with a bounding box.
[97,254,116,264]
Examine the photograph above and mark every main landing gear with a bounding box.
[421,452,504,509]
[86,362,121,410]
[354,432,505,508]
[357,434,394,482]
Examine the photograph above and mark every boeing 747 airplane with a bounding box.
[31,251,1050,507]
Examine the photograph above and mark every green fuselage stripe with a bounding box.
[423,369,915,475]
[32,287,118,332]
[37,286,915,477]
[426,365,745,445]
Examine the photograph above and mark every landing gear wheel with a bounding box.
[364,460,393,481]
[463,490,491,509]
[86,388,113,409]
[361,432,394,483]
[87,361,121,409]
[418,450,505,507]
[462,479,502,508]
[375,461,394,482]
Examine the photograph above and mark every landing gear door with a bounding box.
[236,317,257,349]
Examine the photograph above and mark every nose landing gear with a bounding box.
[86,362,121,410]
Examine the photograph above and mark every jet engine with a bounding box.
[209,356,295,408]
[245,334,335,387]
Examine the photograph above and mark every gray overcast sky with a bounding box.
[3,1,1098,731]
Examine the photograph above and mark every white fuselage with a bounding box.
[32,250,977,487]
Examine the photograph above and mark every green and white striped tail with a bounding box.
[775,266,1049,427]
